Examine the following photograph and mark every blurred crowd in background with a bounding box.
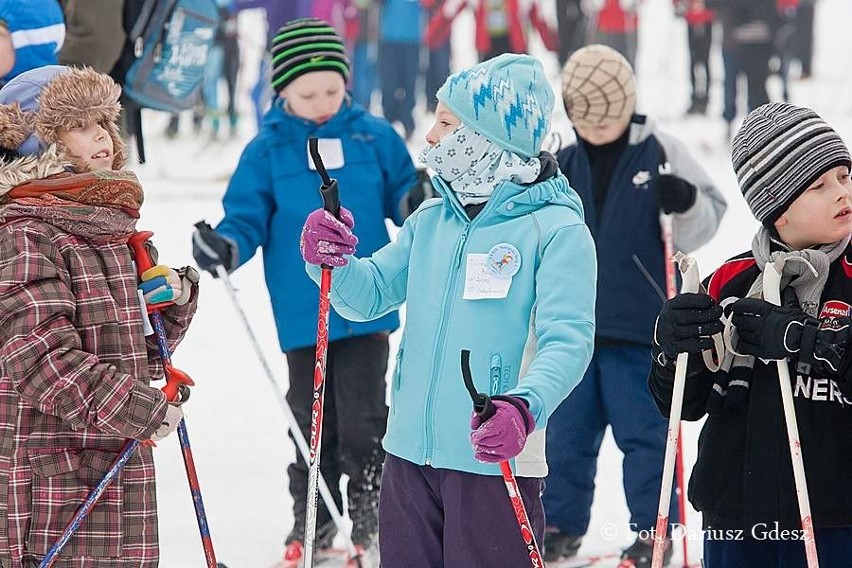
[0,0,821,153]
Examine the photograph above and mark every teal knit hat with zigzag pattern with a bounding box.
[436,54,554,159]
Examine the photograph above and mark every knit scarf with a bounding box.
[418,124,541,205]
[0,170,142,243]
[707,227,850,414]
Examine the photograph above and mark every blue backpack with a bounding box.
[123,0,221,112]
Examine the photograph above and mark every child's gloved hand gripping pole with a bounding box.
[127,231,222,568]
[39,232,211,567]
[304,138,363,568]
[461,350,544,568]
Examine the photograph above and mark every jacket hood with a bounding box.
[627,114,655,146]
[0,145,68,196]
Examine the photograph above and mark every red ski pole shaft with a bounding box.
[303,138,358,568]
[128,232,219,568]
[498,461,545,567]
[461,350,544,567]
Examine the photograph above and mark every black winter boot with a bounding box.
[543,530,582,562]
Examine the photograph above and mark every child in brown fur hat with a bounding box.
[0,66,198,567]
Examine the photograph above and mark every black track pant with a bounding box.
[285,334,389,546]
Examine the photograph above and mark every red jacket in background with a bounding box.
[425,0,556,53]
[674,0,715,26]
[597,0,639,34]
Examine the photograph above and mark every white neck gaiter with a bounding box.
[418,124,541,205]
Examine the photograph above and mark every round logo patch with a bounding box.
[487,243,521,279]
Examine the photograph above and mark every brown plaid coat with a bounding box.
[0,200,198,567]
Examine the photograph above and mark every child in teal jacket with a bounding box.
[300,53,597,566]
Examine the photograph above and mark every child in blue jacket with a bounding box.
[300,53,598,566]
[190,18,419,566]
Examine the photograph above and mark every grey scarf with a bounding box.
[749,227,850,316]
[707,228,849,414]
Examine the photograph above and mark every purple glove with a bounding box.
[470,395,535,463]
[300,207,358,267]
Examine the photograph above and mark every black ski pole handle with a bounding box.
[461,349,496,421]
[308,137,341,219]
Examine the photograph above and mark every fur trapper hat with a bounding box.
[0,66,126,169]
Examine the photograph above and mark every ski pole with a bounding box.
[763,258,819,568]
[206,257,359,561]
[128,231,221,568]
[461,350,544,568]
[304,137,343,568]
[652,251,700,568]
[40,442,137,567]
[659,209,690,568]
[39,234,196,567]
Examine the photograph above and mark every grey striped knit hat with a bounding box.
[733,102,851,227]
[270,18,350,91]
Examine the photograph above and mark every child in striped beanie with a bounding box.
[651,103,852,566]
[269,17,351,124]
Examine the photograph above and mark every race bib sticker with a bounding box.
[463,254,512,300]
[307,138,345,170]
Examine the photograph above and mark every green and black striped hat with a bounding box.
[270,18,350,91]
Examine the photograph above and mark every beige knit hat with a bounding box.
[561,44,636,124]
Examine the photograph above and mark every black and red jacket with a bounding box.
[649,246,852,531]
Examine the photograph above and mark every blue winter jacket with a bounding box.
[557,115,726,345]
[379,0,423,43]
[216,97,418,351]
[0,1,65,84]
[307,170,597,477]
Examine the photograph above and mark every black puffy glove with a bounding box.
[654,293,724,360]
[192,221,237,277]
[730,298,850,375]
[656,174,697,214]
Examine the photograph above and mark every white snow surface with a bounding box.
[126,0,852,565]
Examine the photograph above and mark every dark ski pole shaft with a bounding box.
[304,138,359,568]
[461,350,544,567]
[39,232,200,567]
[128,231,220,568]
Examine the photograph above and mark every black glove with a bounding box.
[654,293,724,360]
[192,221,236,277]
[730,298,850,375]
[401,168,436,219]
[656,174,697,214]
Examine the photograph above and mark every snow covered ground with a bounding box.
[130,0,852,565]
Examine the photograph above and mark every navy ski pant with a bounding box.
[378,41,419,136]
[379,454,545,567]
[543,344,677,536]
[703,527,852,567]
